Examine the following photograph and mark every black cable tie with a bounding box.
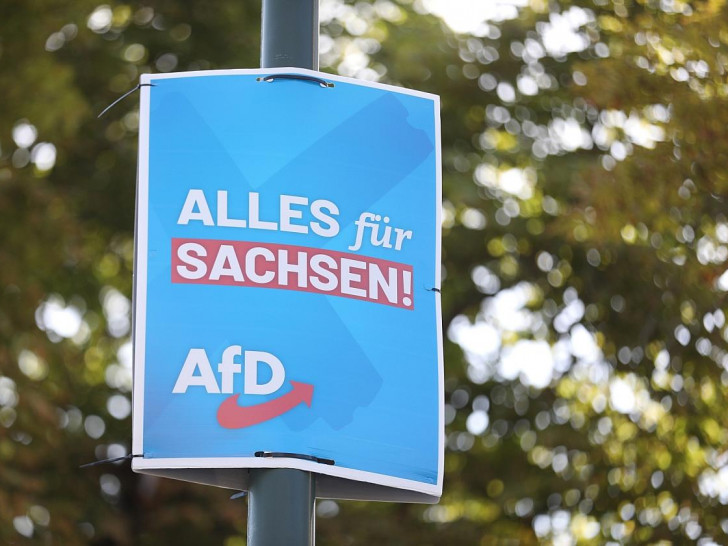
[80,453,142,469]
[257,74,334,88]
[426,287,441,293]
[98,83,156,119]
[254,451,335,466]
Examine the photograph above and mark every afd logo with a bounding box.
[172,346,313,429]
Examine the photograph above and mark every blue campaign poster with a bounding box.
[131,68,442,502]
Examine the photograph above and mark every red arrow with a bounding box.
[216,381,314,429]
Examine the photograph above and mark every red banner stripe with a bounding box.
[171,238,414,310]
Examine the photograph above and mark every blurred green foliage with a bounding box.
[1,0,728,544]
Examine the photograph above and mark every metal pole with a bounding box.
[248,468,316,546]
[248,2,319,545]
[261,0,319,70]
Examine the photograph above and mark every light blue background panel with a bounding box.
[132,69,443,502]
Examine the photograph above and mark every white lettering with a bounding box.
[278,250,308,288]
[310,254,338,291]
[248,192,278,231]
[178,189,214,225]
[369,264,398,304]
[394,228,413,250]
[177,190,341,239]
[340,258,367,297]
[245,247,275,284]
[209,245,244,281]
[218,345,242,394]
[217,190,246,228]
[244,351,285,395]
[311,199,340,237]
[280,194,309,234]
[176,242,208,279]
[173,348,220,393]
[349,212,375,251]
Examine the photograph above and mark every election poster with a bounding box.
[131,68,442,502]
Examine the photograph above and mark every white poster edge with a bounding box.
[131,82,151,456]
[132,456,441,498]
[140,67,439,101]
